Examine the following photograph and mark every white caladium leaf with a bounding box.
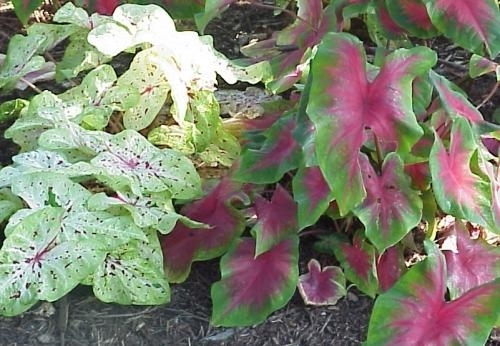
[0,207,107,316]
[90,130,201,198]
[93,228,170,305]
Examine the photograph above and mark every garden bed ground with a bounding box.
[0,2,499,346]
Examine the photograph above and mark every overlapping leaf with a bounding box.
[211,236,299,326]
[307,32,435,215]
[297,259,346,306]
[353,153,422,252]
[367,240,500,345]
[376,245,406,292]
[384,0,437,38]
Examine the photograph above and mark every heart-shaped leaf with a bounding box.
[211,236,299,326]
[297,259,346,306]
[366,240,500,345]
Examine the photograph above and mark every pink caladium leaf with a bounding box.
[469,54,500,79]
[234,112,302,184]
[316,231,379,297]
[376,244,407,292]
[297,259,347,306]
[430,117,495,229]
[384,0,438,38]
[430,71,484,122]
[422,0,500,57]
[366,240,500,345]
[293,166,335,230]
[161,177,246,283]
[373,0,408,37]
[251,185,298,256]
[307,32,435,215]
[353,153,422,252]
[441,219,500,299]
[211,236,299,326]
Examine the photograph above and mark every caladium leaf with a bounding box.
[90,130,201,199]
[161,177,245,283]
[384,0,437,38]
[422,0,500,57]
[195,0,236,34]
[0,188,23,224]
[0,207,107,316]
[353,153,422,252]
[235,112,302,184]
[469,54,500,80]
[211,236,299,326]
[93,228,170,305]
[251,185,298,256]
[297,259,346,306]
[12,0,44,24]
[430,117,495,229]
[441,219,500,299]
[377,244,407,292]
[316,231,379,297]
[293,165,335,230]
[430,71,483,122]
[366,240,500,345]
[307,32,435,215]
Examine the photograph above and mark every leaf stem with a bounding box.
[19,76,43,94]
[476,81,499,110]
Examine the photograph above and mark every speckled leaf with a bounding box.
[117,49,170,130]
[353,153,422,252]
[0,188,23,224]
[441,219,500,299]
[430,71,483,122]
[90,130,201,198]
[367,240,500,345]
[93,229,170,305]
[251,185,298,256]
[430,117,494,229]
[211,236,299,326]
[316,232,379,297]
[235,112,301,184]
[297,259,346,306]
[293,165,335,230]
[0,207,106,316]
[307,33,435,215]
[422,0,500,57]
[161,177,245,283]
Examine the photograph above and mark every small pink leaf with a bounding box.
[161,178,245,283]
[367,240,500,345]
[441,219,500,299]
[353,153,422,252]
[430,117,495,229]
[293,166,335,229]
[252,185,298,256]
[307,33,435,215]
[298,259,346,306]
[211,236,299,326]
[376,245,406,292]
[422,0,500,57]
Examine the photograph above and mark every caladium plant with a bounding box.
[0,0,499,343]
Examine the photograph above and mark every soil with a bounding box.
[0,2,498,346]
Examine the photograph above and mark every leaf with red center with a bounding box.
[251,185,298,256]
[430,117,495,229]
[297,259,346,306]
[430,71,483,122]
[161,177,246,283]
[316,232,378,297]
[469,54,499,79]
[235,112,302,184]
[353,153,422,252]
[385,0,437,38]
[293,166,335,229]
[373,0,408,37]
[423,0,500,57]
[211,236,299,326]
[307,33,435,215]
[377,245,407,292]
[441,219,500,299]
[367,240,500,345]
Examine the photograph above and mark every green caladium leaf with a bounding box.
[430,117,495,230]
[11,0,44,24]
[0,188,23,224]
[0,207,107,316]
[353,153,422,252]
[366,240,500,345]
[307,32,435,215]
[211,236,299,326]
[93,228,170,305]
[90,130,201,198]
